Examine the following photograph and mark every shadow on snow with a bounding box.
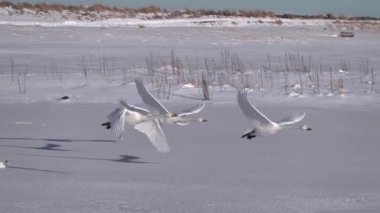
[0,143,72,151]
[0,137,116,143]
[2,152,154,164]
[6,166,69,174]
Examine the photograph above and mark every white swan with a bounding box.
[102,100,176,153]
[134,79,207,126]
[237,90,311,139]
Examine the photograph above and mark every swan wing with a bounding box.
[107,107,126,140]
[135,79,169,114]
[107,107,125,121]
[278,112,306,126]
[177,102,206,117]
[175,121,190,126]
[119,99,150,116]
[237,91,274,126]
[134,120,170,153]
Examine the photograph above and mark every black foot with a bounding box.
[247,135,256,140]
[101,122,111,129]
[241,129,256,140]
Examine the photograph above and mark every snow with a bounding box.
[1,100,380,212]
[1,9,380,213]
[181,83,195,89]
[0,7,336,28]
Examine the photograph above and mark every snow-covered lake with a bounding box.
[1,16,380,212]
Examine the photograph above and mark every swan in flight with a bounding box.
[101,100,176,153]
[134,79,207,126]
[237,90,311,139]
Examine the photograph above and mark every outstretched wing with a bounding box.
[177,102,206,117]
[175,121,190,126]
[107,107,126,140]
[134,120,170,153]
[278,112,306,126]
[135,79,169,114]
[107,107,124,121]
[237,90,274,126]
[119,99,150,116]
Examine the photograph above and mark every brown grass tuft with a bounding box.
[136,6,161,14]
[0,1,14,8]
[87,4,110,12]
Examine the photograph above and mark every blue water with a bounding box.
[8,0,380,17]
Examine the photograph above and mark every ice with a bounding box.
[1,101,380,212]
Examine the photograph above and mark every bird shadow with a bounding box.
[0,137,115,143]
[35,143,72,151]
[6,166,69,174]
[3,152,154,164]
[0,143,72,151]
[110,155,153,164]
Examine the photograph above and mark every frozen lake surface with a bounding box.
[1,23,380,69]
[1,101,380,213]
[1,20,380,212]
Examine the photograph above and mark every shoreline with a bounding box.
[1,1,379,24]
[1,8,379,30]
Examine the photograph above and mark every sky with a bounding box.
[7,0,380,17]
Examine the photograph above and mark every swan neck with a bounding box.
[142,114,164,121]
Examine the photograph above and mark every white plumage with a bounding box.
[103,100,173,153]
[237,90,311,139]
[134,79,207,125]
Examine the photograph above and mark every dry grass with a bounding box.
[136,5,161,14]
[1,1,378,20]
[5,50,376,98]
[332,19,380,30]
[87,4,109,12]
[0,1,14,7]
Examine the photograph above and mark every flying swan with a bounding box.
[134,79,207,126]
[102,100,176,153]
[237,90,311,139]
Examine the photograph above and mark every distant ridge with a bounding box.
[1,1,379,21]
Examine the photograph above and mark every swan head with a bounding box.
[301,125,312,131]
[198,117,207,122]
[167,112,178,117]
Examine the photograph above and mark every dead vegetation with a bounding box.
[3,51,377,99]
[125,51,377,100]
[1,1,379,21]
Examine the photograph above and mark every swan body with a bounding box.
[135,79,207,125]
[237,90,311,139]
[102,100,174,153]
